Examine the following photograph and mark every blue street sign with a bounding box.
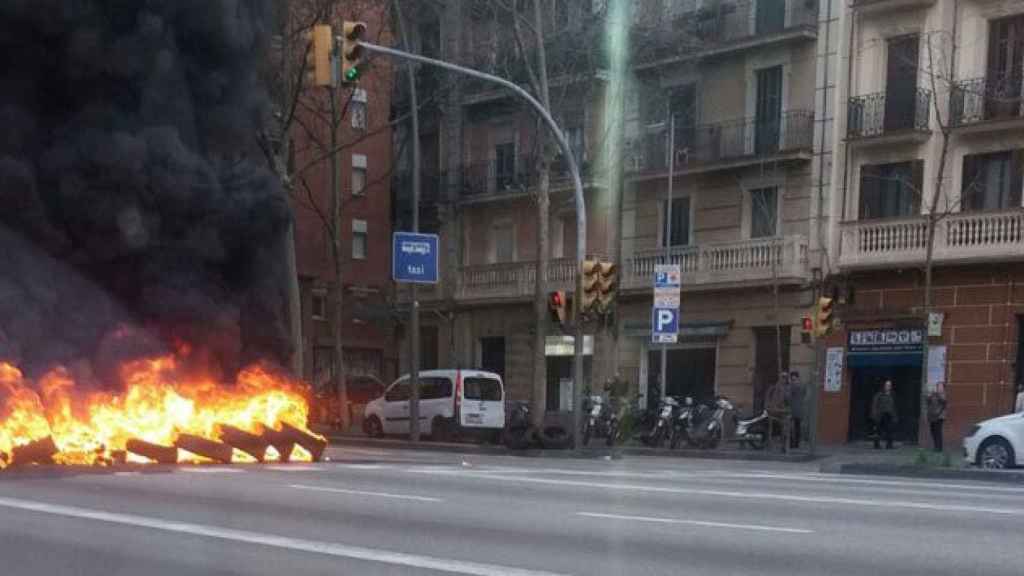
[392,232,439,284]
[651,307,679,344]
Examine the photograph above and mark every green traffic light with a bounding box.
[344,67,360,82]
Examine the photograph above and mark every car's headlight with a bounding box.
[967,425,981,438]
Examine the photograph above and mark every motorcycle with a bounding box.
[669,396,695,450]
[581,395,619,447]
[643,396,679,448]
[733,408,770,450]
[504,401,573,450]
[686,396,732,449]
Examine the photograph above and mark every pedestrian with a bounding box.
[1015,384,1024,414]
[788,370,806,449]
[871,380,898,449]
[926,383,947,453]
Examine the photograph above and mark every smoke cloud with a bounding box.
[0,0,292,380]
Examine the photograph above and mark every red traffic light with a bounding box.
[550,291,564,307]
[801,316,813,333]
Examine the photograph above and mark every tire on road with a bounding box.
[977,437,1015,469]
[363,415,383,438]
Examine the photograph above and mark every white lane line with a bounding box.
[263,465,324,472]
[288,484,442,503]
[413,469,1024,516]
[113,472,141,477]
[0,497,563,576]
[577,512,813,534]
[335,464,388,470]
[730,472,1024,494]
[177,467,243,474]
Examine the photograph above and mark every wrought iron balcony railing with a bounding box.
[847,89,931,138]
[950,75,1024,127]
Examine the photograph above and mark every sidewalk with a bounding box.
[818,442,1024,485]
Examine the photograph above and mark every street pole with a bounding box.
[393,0,420,443]
[329,83,348,432]
[660,115,675,404]
[357,41,588,446]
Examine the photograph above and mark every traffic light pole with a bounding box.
[356,41,589,446]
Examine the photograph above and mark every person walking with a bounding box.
[926,383,947,453]
[871,380,898,449]
[1015,384,1024,414]
[788,370,806,449]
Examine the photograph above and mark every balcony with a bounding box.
[839,209,1024,269]
[623,236,809,290]
[626,111,813,178]
[851,0,936,14]
[950,75,1024,133]
[456,258,577,302]
[846,89,931,144]
[635,0,818,67]
[459,155,591,202]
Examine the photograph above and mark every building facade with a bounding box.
[290,1,398,404]
[819,0,1024,445]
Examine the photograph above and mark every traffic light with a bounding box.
[305,24,333,87]
[801,316,813,334]
[580,259,600,314]
[814,297,834,338]
[341,21,367,84]
[548,291,568,326]
[595,261,618,315]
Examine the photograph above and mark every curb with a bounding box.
[326,435,817,463]
[828,463,1024,485]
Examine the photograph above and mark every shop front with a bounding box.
[845,327,924,443]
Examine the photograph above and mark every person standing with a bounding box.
[788,370,806,449]
[871,380,898,449]
[926,383,947,453]
[1015,384,1024,414]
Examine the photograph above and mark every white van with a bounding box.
[362,369,505,441]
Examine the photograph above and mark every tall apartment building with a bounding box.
[394,0,837,421]
[819,0,1024,445]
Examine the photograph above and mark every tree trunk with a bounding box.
[284,221,304,378]
[531,164,551,431]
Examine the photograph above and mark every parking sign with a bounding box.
[651,307,679,344]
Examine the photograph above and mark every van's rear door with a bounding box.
[458,371,505,429]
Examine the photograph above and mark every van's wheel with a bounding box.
[978,438,1015,469]
[363,416,383,438]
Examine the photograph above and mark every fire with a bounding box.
[0,353,324,469]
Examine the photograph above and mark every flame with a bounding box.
[0,354,322,468]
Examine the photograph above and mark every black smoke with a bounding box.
[0,1,292,380]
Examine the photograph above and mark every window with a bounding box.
[961,151,1024,211]
[885,35,920,132]
[491,220,515,263]
[385,379,410,402]
[859,161,923,220]
[311,289,327,321]
[494,142,516,189]
[351,154,367,196]
[750,187,778,238]
[986,15,1024,120]
[351,88,367,130]
[661,197,690,247]
[463,377,502,401]
[419,377,452,400]
[352,219,368,260]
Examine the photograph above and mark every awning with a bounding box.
[623,320,732,339]
[847,352,922,368]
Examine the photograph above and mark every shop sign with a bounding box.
[848,328,924,354]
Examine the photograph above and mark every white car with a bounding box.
[963,412,1024,469]
[362,369,505,441]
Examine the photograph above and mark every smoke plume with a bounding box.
[0,0,292,380]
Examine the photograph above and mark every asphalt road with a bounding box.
[1,446,1022,576]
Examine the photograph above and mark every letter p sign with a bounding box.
[651,307,679,344]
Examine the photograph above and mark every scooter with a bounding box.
[645,396,679,448]
[687,396,732,449]
[733,408,770,450]
[581,395,619,447]
[669,396,695,450]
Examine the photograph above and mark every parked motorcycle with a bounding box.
[686,396,732,449]
[733,408,770,450]
[504,401,573,450]
[669,396,696,450]
[582,395,619,447]
[644,396,680,448]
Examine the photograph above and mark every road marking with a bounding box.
[113,472,141,477]
[576,512,813,534]
[733,472,1024,494]
[336,464,388,470]
[0,497,564,576]
[177,467,243,474]
[413,469,1024,516]
[264,465,324,472]
[288,484,442,502]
